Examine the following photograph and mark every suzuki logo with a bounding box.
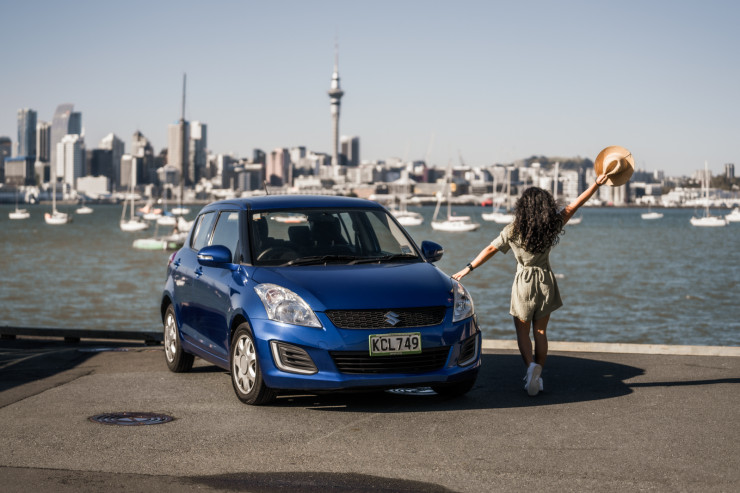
[384,311,400,326]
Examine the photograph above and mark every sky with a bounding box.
[1,0,738,177]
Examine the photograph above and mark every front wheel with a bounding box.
[230,324,275,405]
[163,305,194,372]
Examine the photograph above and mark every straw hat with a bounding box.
[594,146,635,186]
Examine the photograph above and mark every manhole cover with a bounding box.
[386,387,437,396]
[89,412,175,426]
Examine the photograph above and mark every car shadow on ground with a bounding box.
[270,353,646,411]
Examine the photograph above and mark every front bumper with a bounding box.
[250,314,481,391]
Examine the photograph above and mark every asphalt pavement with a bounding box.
[1,336,738,492]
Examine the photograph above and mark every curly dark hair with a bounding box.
[511,187,564,253]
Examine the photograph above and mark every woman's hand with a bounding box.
[451,269,469,281]
[596,173,608,186]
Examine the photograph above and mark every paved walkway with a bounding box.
[1,337,738,492]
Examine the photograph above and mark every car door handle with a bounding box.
[195,267,203,278]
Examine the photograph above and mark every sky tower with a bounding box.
[328,44,344,173]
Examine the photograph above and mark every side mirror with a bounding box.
[197,245,233,267]
[421,240,444,263]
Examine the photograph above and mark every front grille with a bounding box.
[330,346,450,374]
[458,334,478,366]
[271,342,317,374]
[325,307,446,329]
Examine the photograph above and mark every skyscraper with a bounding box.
[341,136,360,167]
[58,134,85,189]
[190,121,207,183]
[328,45,344,173]
[16,108,37,158]
[0,137,13,183]
[99,133,124,189]
[168,120,190,185]
[168,74,191,187]
[50,104,80,178]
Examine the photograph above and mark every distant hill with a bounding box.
[513,155,594,171]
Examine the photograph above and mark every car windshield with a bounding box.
[249,208,420,266]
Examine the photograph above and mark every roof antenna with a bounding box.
[263,180,270,195]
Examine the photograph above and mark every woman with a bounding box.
[453,172,609,396]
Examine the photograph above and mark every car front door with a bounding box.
[191,210,242,362]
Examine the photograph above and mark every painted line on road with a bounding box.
[482,339,740,357]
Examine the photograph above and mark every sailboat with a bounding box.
[76,197,93,215]
[482,167,515,224]
[44,166,71,225]
[120,164,149,232]
[389,170,423,226]
[641,202,663,220]
[9,189,30,220]
[431,163,480,232]
[156,192,177,226]
[690,161,727,227]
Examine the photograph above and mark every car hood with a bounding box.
[251,263,454,311]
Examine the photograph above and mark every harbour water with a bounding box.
[1,203,738,347]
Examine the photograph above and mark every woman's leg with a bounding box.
[532,314,550,367]
[514,317,534,366]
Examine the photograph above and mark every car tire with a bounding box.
[230,323,275,405]
[431,376,477,398]
[163,305,194,372]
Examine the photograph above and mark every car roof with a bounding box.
[197,195,387,214]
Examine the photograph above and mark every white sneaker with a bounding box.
[524,363,542,396]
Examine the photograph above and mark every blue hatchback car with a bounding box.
[161,195,480,404]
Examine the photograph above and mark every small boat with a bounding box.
[171,206,190,215]
[9,190,30,219]
[45,172,71,225]
[9,208,30,220]
[76,204,93,214]
[431,163,480,232]
[568,214,583,225]
[725,207,740,223]
[132,232,186,250]
[482,168,514,224]
[390,195,424,226]
[156,213,177,227]
[121,166,149,232]
[690,162,727,228]
[641,211,664,220]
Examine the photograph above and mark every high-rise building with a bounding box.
[50,104,80,178]
[168,120,190,185]
[190,121,207,183]
[57,134,85,188]
[99,133,124,189]
[36,122,51,161]
[328,45,344,173]
[725,163,735,180]
[0,137,12,183]
[340,136,360,167]
[16,108,37,158]
[266,148,291,186]
[131,131,155,185]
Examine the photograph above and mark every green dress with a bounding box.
[490,223,563,322]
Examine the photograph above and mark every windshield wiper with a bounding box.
[283,255,361,266]
[349,253,419,265]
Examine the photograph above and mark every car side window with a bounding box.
[210,211,240,262]
[191,211,217,251]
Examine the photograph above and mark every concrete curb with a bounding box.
[482,339,740,357]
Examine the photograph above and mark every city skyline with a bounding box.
[1,1,738,177]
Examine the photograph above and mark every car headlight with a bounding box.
[254,283,322,328]
[452,280,475,322]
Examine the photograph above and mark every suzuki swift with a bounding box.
[161,195,480,405]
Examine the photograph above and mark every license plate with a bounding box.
[369,333,422,356]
